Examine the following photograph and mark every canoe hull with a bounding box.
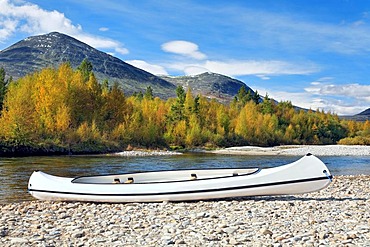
[28,154,332,202]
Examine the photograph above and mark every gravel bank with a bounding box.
[112,150,182,157]
[212,145,370,156]
[1,176,369,246]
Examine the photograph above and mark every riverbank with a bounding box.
[107,144,370,157]
[211,145,370,156]
[0,175,369,246]
[111,150,183,156]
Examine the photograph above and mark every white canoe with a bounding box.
[28,154,332,203]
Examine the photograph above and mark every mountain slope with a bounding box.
[352,108,370,121]
[0,32,176,98]
[340,108,370,121]
[357,108,370,116]
[161,72,252,103]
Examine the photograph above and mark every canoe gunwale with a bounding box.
[70,168,261,184]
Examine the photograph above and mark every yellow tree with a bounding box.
[234,101,259,143]
[33,68,64,135]
[67,70,90,127]
[363,120,370,136]
[186,114,203,146]
[0,74,37,141]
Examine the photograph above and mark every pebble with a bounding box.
[0,176,369,246]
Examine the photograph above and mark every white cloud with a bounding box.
[161,40,206,60]
[254,86,367,115]
[99,27,109,32]
[125,60,168,75]
[0,0,128,54]
[305,82,370,101]
[256,75,270,80]
[303,81,370,114]
[183,66,209,75]
[114,47,129,55]
[252,79,370,115]
[165,59,319,77]
[204,60,318,76]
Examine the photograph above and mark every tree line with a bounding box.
[0,62,368,155]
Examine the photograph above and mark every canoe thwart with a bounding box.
[124,177,134,184]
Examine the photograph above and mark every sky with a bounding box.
[1,0,370,115]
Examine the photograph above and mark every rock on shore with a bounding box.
[1,176,369,246]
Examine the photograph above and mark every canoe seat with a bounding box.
[190,173,197,180]
[113,178,120,184]
[124,177,134,184]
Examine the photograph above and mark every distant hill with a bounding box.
[161,72,252,103]
[0,32,176,98]
[357,108,370,116]
[340,108,370,121]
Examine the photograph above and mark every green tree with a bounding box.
[0,67,11,114]
[235,85,252,106]
[77,59,93,82]
[252,90,260,104]
[101,82,127,131]
[167,86,186,122]
[144,86,154,100]
[260,93,274,114]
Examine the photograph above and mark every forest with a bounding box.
[0,62,369,155]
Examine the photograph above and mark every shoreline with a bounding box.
[0,175,369,246]
[209,144,370,156]
[106,144,370,157]
[1,144,368,157]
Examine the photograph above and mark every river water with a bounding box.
[1,153,369,204]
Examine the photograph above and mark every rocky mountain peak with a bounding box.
[161,72,253,103]
[0,32,176,98]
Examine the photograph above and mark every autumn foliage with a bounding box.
[0,63,368,154]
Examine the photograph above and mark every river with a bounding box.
[1,153,369,204]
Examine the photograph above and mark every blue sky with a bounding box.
[1,0,370,115]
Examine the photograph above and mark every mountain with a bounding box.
[0,32,176,98]
[352,108,370,121]
[0,32,256,102]
[340,108,370,121]
[357,108,370,116]
[161,72,252,103]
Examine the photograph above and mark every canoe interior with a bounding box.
[71,168,260,184]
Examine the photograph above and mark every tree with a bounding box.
[101,82,127,131]
[77,59,93,82]
[252,90,260,104]
[167,86,186,122]
[144,86,154,100]
[260,93,274,114]
[0,74,37,142]
[0,67,11,114]
[235,85,252,106]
